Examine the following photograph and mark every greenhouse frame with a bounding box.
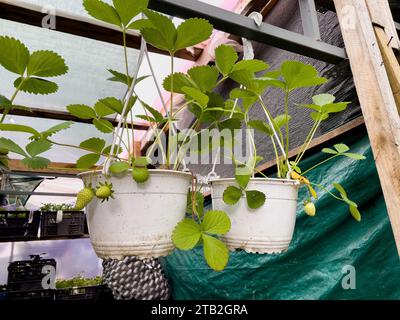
[0,0,400,306]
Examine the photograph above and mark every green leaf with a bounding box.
[27,50,68,77]
[83,0,121,26]
[163,72,193,94]
[182,86,209,107]
[343,153,366,160]
[334,143,350,153]
[79,138,106,153]
[232,59,269,73]
[107,69,133,86]
[40,121,73,139]
[76,153,100,169]
[349,205,361,222]
[22,156,50,169]
[67,104,96,120]
[109,161,130,174]
[188,66,219,93]
[113,0,148,26]
[0,123,39,136]
[246,190,266,209]
[140,101,164,122]
[142,9,176,52]
[333,182,347,198]
[321,148,337,155]
[14,77,58,95]
[218,118,242,130]
[215,44,238,76]
[248,120,273,136]
[127,18,154,30]
[172,219,202,250]
[235,165,251,189]
[95,97,123,115]
[297,103,322,112]
[322,102,350,114]
[0,36,30,75]
[201,210,231,235]
[223,186,242,205]
[0,95,12,111]
[133,156,149,167]
[281,60,328,91]
[175,18,213,51]
[186,191,205,217]
[310,112,328,121]
[25,140,52,157]
[93,118,114,133]
[0,138,27,156]
[202,234,229,271]
[273,114,292,130]
[312,93,335,106]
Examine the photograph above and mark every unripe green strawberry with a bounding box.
[74,187,94,210]
[95,181,115,202]
[132,167,149,183]
[304,202,316,217]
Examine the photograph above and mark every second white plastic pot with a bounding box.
[80,169,192,260]
[210,178,300,254]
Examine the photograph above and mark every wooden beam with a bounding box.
[0,2,200,61]
[375,26,400,113]
[257,117,365,172]
[7,106,150,131]
[334,0,400,255]
[366,0,400,50]
[8,159,81,176]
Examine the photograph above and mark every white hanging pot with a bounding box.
[210,178,300,254]
[79,169,192,260]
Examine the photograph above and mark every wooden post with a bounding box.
[334,0,400,255]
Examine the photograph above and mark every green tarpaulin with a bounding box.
[164,127,400,299]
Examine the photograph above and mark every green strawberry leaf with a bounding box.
[0,138,27,157]
[25,140,52,157]
[215,44,238,76]
[0,36,30,75]
[83,0,121,26]
[172,218,202,250]
[202,234,229,271]
[22,156,50,169]
[112,0,148,26]
[201,210,231,235]
[27,50,68,77]
[109,161,130,174]
[67,104,96,120]
[175,18,213,51]
[223,186,242,205]
[93,118,114,133]
[246,190,266,209]
[14,77,58,95]
[79,138,106,153]
[76,153,100,169]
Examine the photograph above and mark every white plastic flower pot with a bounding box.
[210,178,300,254]
[79,169,192,260]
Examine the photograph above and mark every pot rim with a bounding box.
[209,177,300,186]
[77,168,192,178]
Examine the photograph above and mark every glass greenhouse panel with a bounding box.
[0,18,140,114]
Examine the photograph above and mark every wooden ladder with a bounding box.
[334,0,400,254]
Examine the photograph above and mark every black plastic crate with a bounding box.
[0,210,40,240]
[55,285,113,301]
[7,255,57,292]
[40,211,85,237]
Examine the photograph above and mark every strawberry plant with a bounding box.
[0,0,366,271]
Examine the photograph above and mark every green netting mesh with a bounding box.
[163,127,400,300]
